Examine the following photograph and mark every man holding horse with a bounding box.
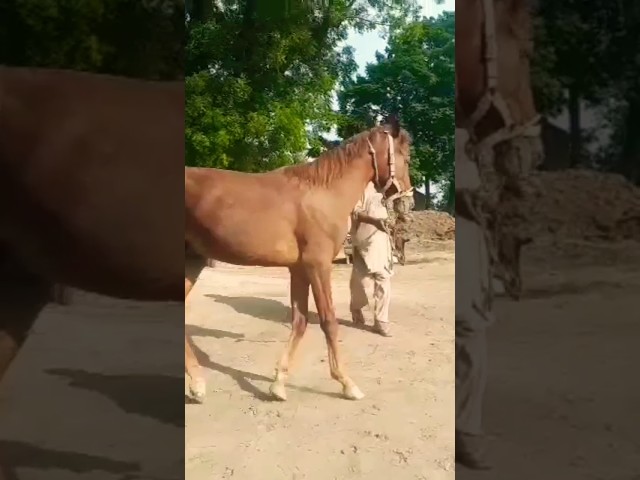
[349,181,395,337]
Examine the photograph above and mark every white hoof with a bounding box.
[269,382,287,401]
[343,384,365,400]
[189,376,206,403]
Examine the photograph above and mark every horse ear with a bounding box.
[386,114,401,137]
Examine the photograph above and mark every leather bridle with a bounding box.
[367,130,414,204]
[458,0,541,154]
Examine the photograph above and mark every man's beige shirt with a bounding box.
[350,182,393,275]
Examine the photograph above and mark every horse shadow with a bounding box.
[0,440,139,479]
[204,293,372,332]
[45,369,183,427]
[185,323,245,340]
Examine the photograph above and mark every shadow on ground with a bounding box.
[185,324,245,340]
[204,294,289,323]
[204,294,373,332]
[187,339,343,402]
[0,440,139,479]
[521,279,626,300]
[45,369,183,427]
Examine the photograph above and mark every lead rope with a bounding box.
[367,134,396,270]
[367,139,381,189]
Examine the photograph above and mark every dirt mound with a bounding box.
[504,170,640,241]
[400,210,455,244]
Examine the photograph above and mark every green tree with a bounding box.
[595,1,640,183]
[532,0,640,182]
[531,0,627,167]
[184,0,421,170]
[337,12,455,208]
[0,0,183,79]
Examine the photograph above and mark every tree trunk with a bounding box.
[568,87,582,168]
[619,99,640,184]
[424,180,431,209]
[444,178,455,214]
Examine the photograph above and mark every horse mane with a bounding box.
[283,126,410,187]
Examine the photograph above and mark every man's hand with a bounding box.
[354,212,390,233]
[371,217,390,233]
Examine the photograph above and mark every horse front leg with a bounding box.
[306,260,364,400]
[185,253,206,402]
[270,266,310,400]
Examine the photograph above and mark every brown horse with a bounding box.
[184,119,412,402]
[0,67,184,380]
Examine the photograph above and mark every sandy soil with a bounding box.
[185,243,455,480]
[6,205,637,480]
[459,239,640,479]
[0,242,454,480]
[394,210,456,248]
[0,294,185,480]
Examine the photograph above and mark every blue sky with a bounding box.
[328,0,455,118]
[347,0,455,76]
[325,0,455,197]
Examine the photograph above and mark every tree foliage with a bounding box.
[184,0,423,170]
[532,0,640,181]
[0,0,184,79]
[337,12,455,204]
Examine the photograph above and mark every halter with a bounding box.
[458,0,543,304]
[366,130,413,204]
[458,0,541,153]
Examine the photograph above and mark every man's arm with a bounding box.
[352,211,389,233]
[351,188,388,233]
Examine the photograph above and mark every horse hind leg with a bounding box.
[185,335,205,401]
[270,266,310,401]
[185,251,207,402]
[306,260,364,400]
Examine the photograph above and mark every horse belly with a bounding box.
[201,223,299,267]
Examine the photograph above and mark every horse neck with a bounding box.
[329,154,375,214]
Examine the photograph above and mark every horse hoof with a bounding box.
[189,377,206,402]
[343,384,365,400]
[269,382,287,401]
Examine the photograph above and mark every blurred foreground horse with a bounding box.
[0,67,184,380]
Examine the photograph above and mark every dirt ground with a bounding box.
[458,238,640,479]
[186,243,455,480]
[0,293,185,480]
[3,170,639,479]
[463,168,640,478]
[0,242,454,480]
[394,210,456,248]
